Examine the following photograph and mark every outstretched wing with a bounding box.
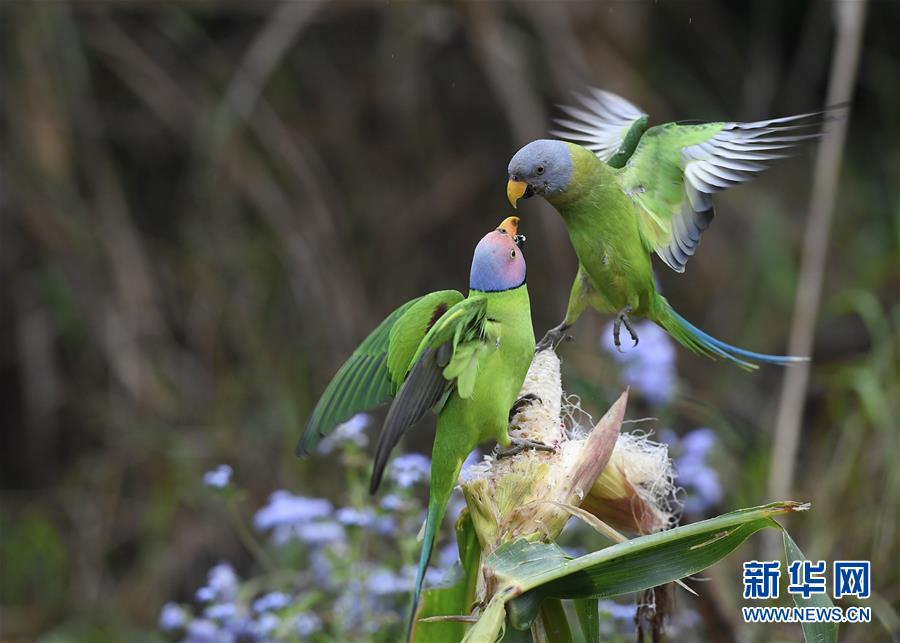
[298,290,464,456]
[369,296,493,493]
[551,88,649,169]
[621,110,831,273]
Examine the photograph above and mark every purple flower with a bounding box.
[366,568,409,596]
[599,600,635,621]
[310,549,333,584]
[334,581,367,630]
[389,453,431,488]
[437,541,459,569]
[676,428,723,514]
[294,612,323,636]
[317,413,371,454]
[602,320,677,405]
[252,591,291,613]
[371,515,396,536]
[681,427,716,459]
[380,494,404,510]
[335,507,375,528]
[254,492,332,531]
[158,602,188,631]
[183,618,219,643]
[255,612,279,636]
[203,464,233,489]
[297,520,345,545]
[204,603,236,620]
[195,563,239,603]
[195,587,215,603]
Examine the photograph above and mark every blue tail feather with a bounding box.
[666,308,807,369]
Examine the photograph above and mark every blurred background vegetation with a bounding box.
[1,1,897,641]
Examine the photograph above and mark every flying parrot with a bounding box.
[507,88,831,368]
[297,217,537,636]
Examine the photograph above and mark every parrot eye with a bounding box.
[536,165,545,175]
[509,249,517,259]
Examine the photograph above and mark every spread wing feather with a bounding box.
[551,88,649,168]
[369,296,492,493]
[297,290,463,456]
[621,109,836,272]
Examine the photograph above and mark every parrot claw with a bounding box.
[496,437,556,459]
[536,322,573,352]
[613,307,639,351]
[508,393,542,423]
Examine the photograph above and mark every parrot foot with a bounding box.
[496,437,556,459]
[508,393,542,423]
[536,322,572,352]
[613,307,639,352]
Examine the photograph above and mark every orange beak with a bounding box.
[497,216,519,236]
[507,179,528,209]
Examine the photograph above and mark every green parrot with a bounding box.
[507,88,828,368]
[298,217,537,636]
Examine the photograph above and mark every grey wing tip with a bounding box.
[294,440,313,459]
[295,426,317,458]
[369,467,384,496]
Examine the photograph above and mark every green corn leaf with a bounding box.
[482,502,807,629]
[532,598,574,643]
[573,598,600,643]
[783,531,838,643]
[411,511,482,643]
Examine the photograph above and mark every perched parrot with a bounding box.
[507,88,831,368]
[298,217,537,636]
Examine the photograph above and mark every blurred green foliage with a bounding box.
[1,1,898,642]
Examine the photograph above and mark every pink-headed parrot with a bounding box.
[507,87,834,369]
[298,217,537,637]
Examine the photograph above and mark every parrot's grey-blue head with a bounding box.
[469,217,527,292]
[507,139,573,208]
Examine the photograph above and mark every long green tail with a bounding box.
[650,295,807,370]
[406,437,466,642]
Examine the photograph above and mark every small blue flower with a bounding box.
[676,428,723,514]
[335,507,375,527]
[681,427,716,460]
[310,549,334,585]
[255,612,280,636]
[317,413,371,454]
[437,542,459,569]
[254,491,333,531]
[196,562,239,603]
[371,515,396,536]
[204,602,236,620]
[602,320,677,406]
[294,612,323,636]
[599,599,635,621]
[334,583,366,630]
[252,591,291,613]
[203,464,233,489]
[158,602,188,631]
[222,615,258,641]
[380,494,404,510]
[297,520,345,545]
[366,568,409,596]
[389,453,431,488]
[183,618,219,643]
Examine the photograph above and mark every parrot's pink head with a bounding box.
[469,217,527,292]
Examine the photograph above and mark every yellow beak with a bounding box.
[497,216,519,236]
[507,179,529,209]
